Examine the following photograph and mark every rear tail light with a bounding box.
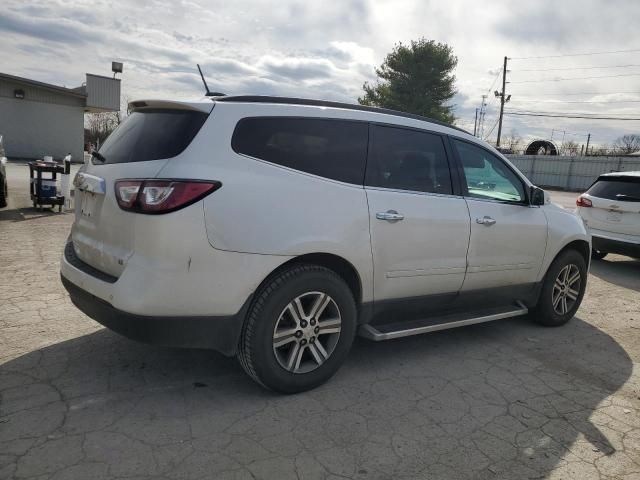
[115,179,221,214]
[576,196,592,207]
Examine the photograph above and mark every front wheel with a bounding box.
[532,250,587,327]
[238,264,357,393]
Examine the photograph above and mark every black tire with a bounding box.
[532,249,587,327]
[0,178,6,208]
[591,248,607,260]
[238,264,357,394]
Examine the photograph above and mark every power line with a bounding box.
[508,108,639,116]
[511,98,640,104]
[483,117,500,140]
[505,111,640,121]
[516,63,640,72]
[511,48,640,60]
[483,69,502,96]
[474,68,502,137]
[510,72,640,84]
[513,91,640,96]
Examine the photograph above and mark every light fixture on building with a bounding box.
[14,89,25,99]
[112,62,123,79]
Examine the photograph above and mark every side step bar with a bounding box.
[359,302,528,341]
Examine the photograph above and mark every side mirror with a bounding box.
[530,186,545,206]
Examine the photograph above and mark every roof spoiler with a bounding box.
[127,99,214,113]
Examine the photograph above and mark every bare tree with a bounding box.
[503,129,522,153]
[613,134,640,155]
[85,112,120,149]
[560,140,579,156]
[84,93,130,151]
[592,144,613,156]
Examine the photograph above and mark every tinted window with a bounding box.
[587,177,640,202]
[98,109,208,164]
[232,117,368,184]
[453,139,525,203]
[365,125,452,194]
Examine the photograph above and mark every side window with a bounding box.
[231,117,368,185]
[365,125,453,194]
[453,139,526,203]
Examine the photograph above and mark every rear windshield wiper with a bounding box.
[91,151,106,163]
[615,194,640,202]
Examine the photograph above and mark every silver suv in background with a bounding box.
[61,96,590,393]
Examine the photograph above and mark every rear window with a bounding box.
[97,109,208,164]
[587,177,640,202]
[231,117,368,184]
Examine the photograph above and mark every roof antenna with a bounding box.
[197,64,225,97]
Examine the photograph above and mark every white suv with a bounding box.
[576,172,640,260]
[61,96,590,393]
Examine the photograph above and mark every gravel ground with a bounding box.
[1,163,639,480]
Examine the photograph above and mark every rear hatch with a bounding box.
[582,175,640,237]
[71,101,212,278]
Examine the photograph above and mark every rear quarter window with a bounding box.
[588,177,640,201]
[231,117,368,185]
[98,109,208,164]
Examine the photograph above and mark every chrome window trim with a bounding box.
[364,185,464,200]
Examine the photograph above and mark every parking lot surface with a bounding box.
[1,163,639,479]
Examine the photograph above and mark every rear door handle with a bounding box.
[376,210,404,222]
[476,216,496,226]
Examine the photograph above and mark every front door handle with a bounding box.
[476,216,496,226]
[376,210,404,222]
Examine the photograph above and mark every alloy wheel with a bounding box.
[272,291,342,374]
[552,264,581,315]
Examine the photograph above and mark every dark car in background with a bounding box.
[0,135,7,208]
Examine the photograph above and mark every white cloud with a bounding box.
[0,0,639,144]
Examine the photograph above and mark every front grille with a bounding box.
[64,241,118,284]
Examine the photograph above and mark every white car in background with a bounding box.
[576,172,640,260]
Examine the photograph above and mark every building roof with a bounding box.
[0,72,86,98]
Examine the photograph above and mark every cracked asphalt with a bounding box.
[1,163,640,479]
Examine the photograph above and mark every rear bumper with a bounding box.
[61,274,250,356]
[592,235,640,258]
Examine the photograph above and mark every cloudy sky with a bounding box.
[1,0,639,147]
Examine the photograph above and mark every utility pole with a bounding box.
[495,56,510,148]
[585,133,591,156]
[473,108,478,136]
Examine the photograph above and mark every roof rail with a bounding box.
[215,95,470,135]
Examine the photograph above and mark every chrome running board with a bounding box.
[359,302,528,341]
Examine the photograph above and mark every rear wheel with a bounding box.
[238,264,357,393]
[532,249,587,327]
[591,248,607,260]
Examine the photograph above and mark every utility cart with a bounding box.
[29,161,66,211]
